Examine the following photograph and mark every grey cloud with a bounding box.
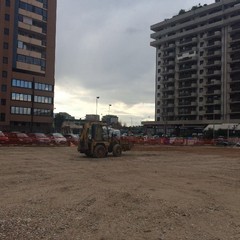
[56,0,214,108]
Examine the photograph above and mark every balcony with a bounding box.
[19,9,43,22]
[18,22,43,34]
[18,35,44,47]
[207,70,221,76]
[230,66,240,73]
[207,79,221,85]
[178,66,193,72]
[162,43,175,50]
[214,99,221,104]
[214,109,221,114]
[204,31,221,39]
[191,102,197,106]
[205,40,221,49]
[162,52,175,59]
[214,89,221,94]
[230,55,240,62]
[231,35,240,42]
[178,102,191,106]
[162,69,175,75]
[230,98,240,103]
[230,45,240,52]
[167,103,174,108]
[230,25,240,31]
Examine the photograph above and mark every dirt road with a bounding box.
[0,145,240,240]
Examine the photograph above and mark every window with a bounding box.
[1,85,7,92]
[5,0,10,7]
[3,42,8,49]
[17,54,46,68]
[0,113,6,122]
[12,93,32,102]
[1,99,6,105]
[4,28,9,35]
[34,95,52,104]
[2,71,7,78]
[34,108,51,116]
[34,82,53,91]
[3,57,8,64]
[11,106,31,115]
[19,2,48,19]
[12,79,32,89]
[5,14,10,21]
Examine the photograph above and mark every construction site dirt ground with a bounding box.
[0,145,240,240]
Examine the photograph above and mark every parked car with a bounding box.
[0,131,9,145]
[28,133,51,145]
[7,132,33,145]
[63,133,79,146]
[47,133,67,145]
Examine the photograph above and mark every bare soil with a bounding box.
[0,145,240,240]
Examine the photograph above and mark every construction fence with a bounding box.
[124,136,240,146]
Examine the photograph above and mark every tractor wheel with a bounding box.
[113,144,122,157]
[93,145,107,158]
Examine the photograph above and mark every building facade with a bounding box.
[0,0,56,132]
[150,0,240,131]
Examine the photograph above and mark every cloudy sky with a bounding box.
[55,0,214,126]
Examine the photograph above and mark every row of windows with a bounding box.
[12,79,53,92]
[19,1,47,19]
[18,40,46,58]
[34,95,52,104]
[18,29,47,46]
[5,0,10,7]
[34,83,53,92]
[10,93,53,104]
[17,54,46,67]
[36,0,48,9]
[11,107,52,116]
[35,82,53,91]
[18,14,47,33]
[0,113,5,122]
[12,93,31,102]
[34,108,52,116]
[11,106,31,115]
[12,79,32,89]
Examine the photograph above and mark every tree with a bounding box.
[178,9,186,15]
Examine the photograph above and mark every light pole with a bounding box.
[96,96,100,115]
[108,104,111,115]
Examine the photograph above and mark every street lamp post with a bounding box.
[108,104,111,115]
[96,96,100,115]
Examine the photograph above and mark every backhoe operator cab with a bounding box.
[77,122,131,158]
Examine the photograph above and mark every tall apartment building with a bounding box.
[0,0,56,132]
[150,0,240,131]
